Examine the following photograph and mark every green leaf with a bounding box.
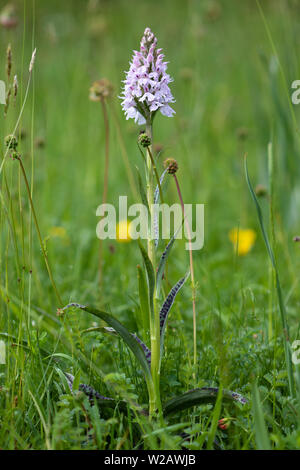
[62,303,152,384]
[159,272,190,361]
[135,166,150,214]
[137,264,150,339]
[163,387,248,416]
[207,385,223,450]
[138,240,155,317]
[156,223,183,297]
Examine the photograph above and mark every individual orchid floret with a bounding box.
[120,27,175,125]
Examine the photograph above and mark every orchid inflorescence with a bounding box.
[120,27,175,125]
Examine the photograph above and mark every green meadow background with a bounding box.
[0,0,300,450]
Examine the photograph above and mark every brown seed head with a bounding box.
[164,158,178,175]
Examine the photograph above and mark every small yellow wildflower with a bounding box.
[116,220,132,243]
[49,226,69,245]
[49,226,67,239]
[229,228,256,256]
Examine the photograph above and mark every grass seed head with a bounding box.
[164,158,178,175]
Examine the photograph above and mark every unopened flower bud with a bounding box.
[138,131,151,148]
[218,417,231,430]
[164,158,178,175]
[5,134,18,150]
[236,127,249,141]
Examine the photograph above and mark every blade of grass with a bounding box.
[245,154,295,397]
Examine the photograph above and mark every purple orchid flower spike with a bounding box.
[120,27,175,125]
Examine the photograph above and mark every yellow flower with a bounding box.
[229,228,256,256]
[49,226,67,239]
[116,220,132,243]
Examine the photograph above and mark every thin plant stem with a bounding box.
[173,174,197,371]
[98,99,110,291]
[268,142,275,342]
[101,100,109,206]
[0,65,34,177]
[16,156,62,306]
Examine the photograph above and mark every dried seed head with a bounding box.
[5,134,18,150]
[13,74,18,99]
[29,48,37,73]
[236,127,249,141]
[255,184,267,197]
[138,131,151,148]
[6,43,12,79]
[164,158,178,175]
[89,79,114,102]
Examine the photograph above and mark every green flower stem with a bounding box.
[17,156,63,306]
[145,119,162,419]
[174,174,197,371]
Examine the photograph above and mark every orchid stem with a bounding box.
[146,119,162,420]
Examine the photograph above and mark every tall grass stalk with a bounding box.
[173,173,197,371]
[16,155,62,306]
[268,142,275,342]
[98,99,110,291]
